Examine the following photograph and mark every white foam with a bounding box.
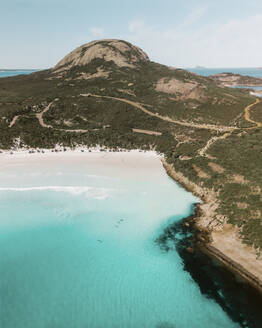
[250,91,262,98]
[84,174,117,180]
[0,186,114,200]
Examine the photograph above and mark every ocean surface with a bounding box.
[230,85,262,90]
[0,69,38,78]
[2,68,262,79]
[186,68,262,99]
[0,152,241,328]
[186,67,262,78]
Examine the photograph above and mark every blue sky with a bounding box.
[1,0,262,68]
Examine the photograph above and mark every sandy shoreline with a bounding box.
[162,158,262,295]
[2,147,262,294]
[0,147,160,165]
[0,147,165,184]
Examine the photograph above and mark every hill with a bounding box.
[1,39,262,289]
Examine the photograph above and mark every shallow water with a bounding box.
[0,153,240,328]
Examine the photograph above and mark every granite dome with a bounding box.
[53,39,150,73]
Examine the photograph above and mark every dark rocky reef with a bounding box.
[155,206,262,328]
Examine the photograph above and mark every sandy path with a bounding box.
[87,94,237,132]
[62,129,89,133]
[132,128,162,136]
[244,98,262,127]
[10,96,260,140]
[36,102,53,128]
[199,132,232,158]
[9,115,20,128]
[198,99,262,158]
[35,102,89,133]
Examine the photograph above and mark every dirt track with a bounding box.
[8,95,261,143]
[88,94,237,132]
[244,98,261,127]
[36,102,53,128]
[9,115,20,128]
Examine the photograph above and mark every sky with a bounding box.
[1,0,262,69]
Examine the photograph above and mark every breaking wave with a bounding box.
[0,186,115,200]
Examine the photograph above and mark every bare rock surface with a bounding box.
[156,77,197,94]
[53,39,150,73]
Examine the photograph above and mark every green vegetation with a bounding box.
[249,101,262,122]
[1,41,262,251]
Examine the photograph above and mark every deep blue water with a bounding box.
[186,67,262,78]
[0,69,39,78]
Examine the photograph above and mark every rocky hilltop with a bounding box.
[1,40,262,304]
[53,39,149,74]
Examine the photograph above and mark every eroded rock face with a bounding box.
[156,78,197,94]
[53,39,150,73]
[155,77,206,101]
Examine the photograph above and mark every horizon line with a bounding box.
[1,66,262,71]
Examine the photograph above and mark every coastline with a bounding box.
[0,147,163,182]
[2,146,217,328]
[2,146,262,295]
[0,147,160,163]
[161,158,262,295]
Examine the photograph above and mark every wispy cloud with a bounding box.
[176,6,209,30]
[123,10,262,68]
[90,27,105,38]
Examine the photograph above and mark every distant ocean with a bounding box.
[0,69,39,78]
[186,67,262,78]
[2,67,262,79]
[186,67,262,97]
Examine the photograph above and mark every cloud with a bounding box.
[124,11,262,68]
[175,6,209,31]
[90,27,105,38]
[128,21,149,33]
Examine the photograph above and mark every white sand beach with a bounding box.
[0,148,165,184]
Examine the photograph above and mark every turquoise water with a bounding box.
[230,85,262,90]
[0,153,240,328]
[0,69,38,78]
[186,67,262,78]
